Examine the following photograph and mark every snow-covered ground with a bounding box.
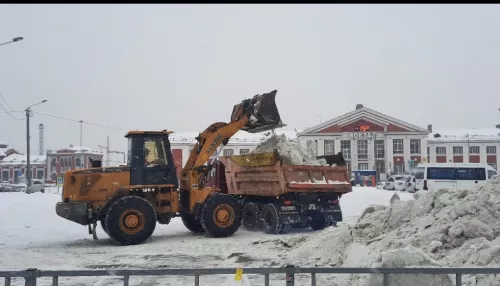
[0,187,413,286]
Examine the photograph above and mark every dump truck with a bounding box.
[204,150,352,234]
[55,90,285,245]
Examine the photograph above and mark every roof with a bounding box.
[0,154,46,165]
[53,146,103,155]
[169,130,299,145]
[299,106,429,135]
[429,128,500,142]
[125,130,173,137]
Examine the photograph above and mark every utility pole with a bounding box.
[25,100,48,187]
[79,120,83,146]
[26,108,31,186]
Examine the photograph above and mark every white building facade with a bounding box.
[427,129,500,171]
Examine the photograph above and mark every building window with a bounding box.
[436,147,446,155]
[76,158,81,168]
[223,149,234,157]
[393,139,403,154]
[357,140,368,160]
[239,149,250,155]
[307,140,318,156]
[453,146,463,155]
[37,170,44,179]
[340,140,351,160]
[374,140,385,159]
[410,139,421,154]
[427,147,430,155]
[358,163,369,170]
[1,170,9,181]
[324,140,335,155]
[394,162,405,174]
[487,146,497,154]
[469,146,480,154]
[51,158,56,168]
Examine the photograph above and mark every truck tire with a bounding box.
[105,196,157,245]
[242,202,262,231]
[200,194,241,238]
[181,213,205,234]
[310,215,326,231]
[261,203,290,235]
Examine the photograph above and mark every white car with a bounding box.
[403,175,417,193]
[13,179,45,194]
[384,175,408,190]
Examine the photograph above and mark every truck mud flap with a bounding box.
[55,202,89,225]
[278,206,301,224]
[323,205,343,222]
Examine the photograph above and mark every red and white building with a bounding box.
[46,146,104,182]
[297,104,429,179]
[0,154,47,183]
[427,128,500,170]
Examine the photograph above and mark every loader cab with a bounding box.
[125,130,179,188]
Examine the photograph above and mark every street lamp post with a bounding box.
[26,100,47,187]
[0,37,24,47]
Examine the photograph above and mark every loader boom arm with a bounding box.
[183,117,250,170]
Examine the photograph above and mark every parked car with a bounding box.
[13,179,45,194]
[403,175,417,193]
[376,182,385,189]
[384,174,408,190]
[0,182,15,192]
[26,179,45,194]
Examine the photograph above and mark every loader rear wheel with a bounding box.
[261,203,290,235]
[181,213,205,234]
[100,219,109,235]
[105,196,156,245]
[242,202,262,231]
[200,194,241,238]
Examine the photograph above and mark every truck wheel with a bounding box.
[181,213,205,233]
[105,196,157,245]
[310,215,326,231]
[261,203,290,235]
[242,202,261,231]
[200,194,241,238]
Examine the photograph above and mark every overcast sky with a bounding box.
[1,4,499,154]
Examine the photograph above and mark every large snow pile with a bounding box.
[248,176,500,286]
[252,134,327,165]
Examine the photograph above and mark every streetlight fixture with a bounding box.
[0,36,24,47]
[26,100,48,187]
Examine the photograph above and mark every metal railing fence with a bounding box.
[2,266,500,286]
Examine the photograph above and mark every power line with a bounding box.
[0,102,23,120]
[32,111,128,131]
[0,92,16,112]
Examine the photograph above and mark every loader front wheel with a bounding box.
[105,196,157,245]
[200,194,241,238]
[181,213,205,234]
[242,202,262,231]
[261,203,290,235]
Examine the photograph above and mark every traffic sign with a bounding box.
[56,176,63,186]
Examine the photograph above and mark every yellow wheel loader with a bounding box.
[55,90,285,245]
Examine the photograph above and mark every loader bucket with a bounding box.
[231,90,286,133]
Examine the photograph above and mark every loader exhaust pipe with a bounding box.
[231,90,286,133]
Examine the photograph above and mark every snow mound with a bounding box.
[252,134,327,165]
[251,176,500,285]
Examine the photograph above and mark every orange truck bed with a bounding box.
[217,151,352,197]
